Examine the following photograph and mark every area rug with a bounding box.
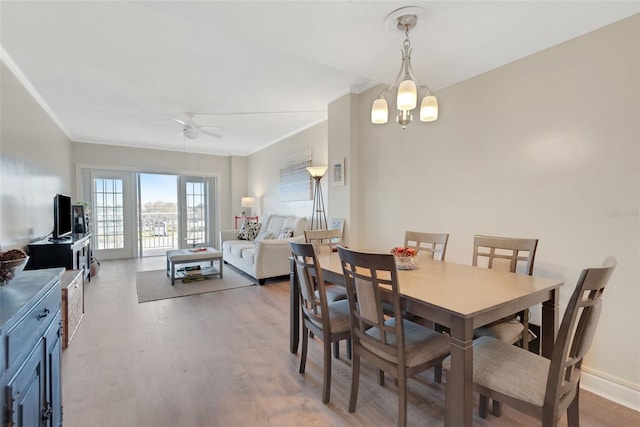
[136,266,254,303]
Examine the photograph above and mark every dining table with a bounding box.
[289,252,563,427]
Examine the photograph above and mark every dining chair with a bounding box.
[404,231,449,261]
[305,229,342,253]
[304,229,349,358]
[444,256,617,426]
[305,229,347,303]
[337,246,450,427]
[304,229,347,302]
[290,241,352,404]
[472,234,539,416]
[472,235,539,350]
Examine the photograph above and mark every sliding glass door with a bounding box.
[90,170,136,260]
[81,168,217,259]
[179,176,211,248]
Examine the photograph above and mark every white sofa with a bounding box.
[219,214,308,285]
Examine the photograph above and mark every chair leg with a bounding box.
[398,374,408,427]
[492,399,502,417]
[299,325,309,374]
[479,394,489,419]
[346,339,352,360]
[333,341,340,359]
[323,339,332,404]
[378,369,385,386]
[349,355,361,413]
[567,387,580,427]
[433,364,442,383]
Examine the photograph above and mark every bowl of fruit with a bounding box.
[390,247,418,270]
[0,249,29,286]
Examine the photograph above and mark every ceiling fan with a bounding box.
[174,113,224,139]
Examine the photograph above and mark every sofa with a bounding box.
[219,214,308,285]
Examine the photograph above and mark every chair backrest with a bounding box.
[290,241,330,331]
[404,231,449,261]
[337,246,408,368]
[305,229,342,254]
[473,235,538,275]
[544,257,617,422]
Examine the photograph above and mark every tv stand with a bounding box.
[48,235,72,242]
[27,233,92,282]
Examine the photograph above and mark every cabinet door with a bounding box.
[44,313,62,427]
[7,339,46,427]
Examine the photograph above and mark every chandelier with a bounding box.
[371,7,438,129]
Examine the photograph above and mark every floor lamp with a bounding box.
[307,166,328,230]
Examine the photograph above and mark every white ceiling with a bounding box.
[1,1,638,156]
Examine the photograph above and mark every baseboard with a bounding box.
[580,368,640,411]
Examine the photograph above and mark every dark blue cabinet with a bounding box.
[1,269,63,427]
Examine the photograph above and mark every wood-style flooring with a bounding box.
[61,257,639,426]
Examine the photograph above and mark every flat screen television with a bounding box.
[53,193,73,240]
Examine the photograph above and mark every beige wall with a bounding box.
[328,93,360,246]
[246,122,328,221]
[0,61,73,249]
[338,15,638,406]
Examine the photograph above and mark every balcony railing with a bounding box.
[140,212,178,249]
[139,212,207,253]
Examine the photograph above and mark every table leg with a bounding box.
[290,257,300,354]
[446,316,474,427]
[171,263,176,286]
[218,258,223,279]
[541,288,559,359]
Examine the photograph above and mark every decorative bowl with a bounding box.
[0,256,29,286]
[394,255,417,270]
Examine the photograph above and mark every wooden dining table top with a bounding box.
[315,251,563,321]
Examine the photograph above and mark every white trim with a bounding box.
[0,46,73,139]
[581,368,640,411]
[75,163,221,179]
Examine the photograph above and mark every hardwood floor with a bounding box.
[62,257,639,426]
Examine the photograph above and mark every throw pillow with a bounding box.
[239,222,262,241]
[277,228,294,239]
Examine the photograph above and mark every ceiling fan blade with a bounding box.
[201,129,223,138]
[174,118,188,126]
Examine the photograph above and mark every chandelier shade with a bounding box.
[371,98,389,124]
[397,79,417,110]
[420,95,438,122]
[371,6,438,129]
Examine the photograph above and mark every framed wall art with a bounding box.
[330,158,345,187]
[279,148,312,201]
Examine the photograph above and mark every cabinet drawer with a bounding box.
[5,284,60,372]
[61,270,84,348]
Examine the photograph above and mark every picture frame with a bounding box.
[72,204,86,234]
[330,218,345,234]
[330,158,345,187]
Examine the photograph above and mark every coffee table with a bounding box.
[166,247,223,285]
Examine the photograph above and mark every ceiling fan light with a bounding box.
[397,79,417,110]
[371,98,389,124]
[420,95,438,122]
[183,127,199,139]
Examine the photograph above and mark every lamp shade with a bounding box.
[397,79,417,110]
[306,166,328,178]
[420,95,438,122]
[371,98,389,124]
[241,197,255,208]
